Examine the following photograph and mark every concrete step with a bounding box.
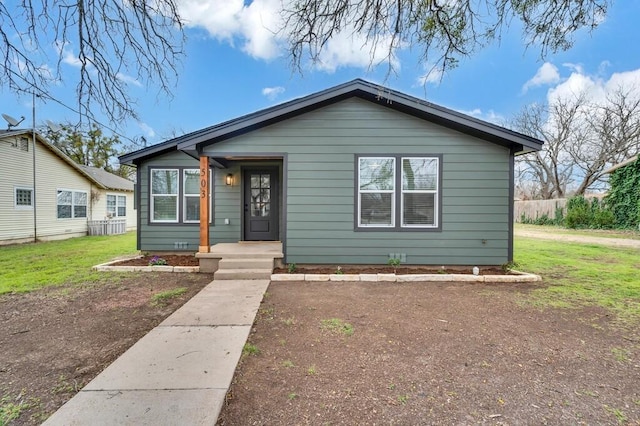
[218,258,273,270]
[214,269,273,280]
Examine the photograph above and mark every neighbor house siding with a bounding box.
[203,98,511,265]
[35,143,93,241]
[0,133,36,244]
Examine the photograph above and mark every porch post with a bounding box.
[199,156,210,253]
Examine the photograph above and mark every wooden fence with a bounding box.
[87,219,127,236]
[514,199,567,222]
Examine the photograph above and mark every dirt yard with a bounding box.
[0,273,214,425]
[217,281,640,425]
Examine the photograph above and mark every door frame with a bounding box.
[241,165,281,241]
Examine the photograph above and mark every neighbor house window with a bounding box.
[57,189,87,219]
[107,194,127,217]
[150,168,211,224]
[151,169,179,222]
[15,187,33,209]
[357,155,441,230]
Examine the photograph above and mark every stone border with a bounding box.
[271,270,541,283]
[93,256,200,273]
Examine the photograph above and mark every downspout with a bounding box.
[32,93,37,242]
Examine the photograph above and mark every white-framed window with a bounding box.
[107,194,127,217]
[401,157,438,228]
[15,187,33,209]
[57,189,87,219]
[150,168,212,224]
[184,169,201,223]
[151,169,179,223]
[357,155,440,230]
[358,157,395,227]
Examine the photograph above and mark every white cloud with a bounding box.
[262,86,285,100]
[178,0,401,72]
[522,62,560,93]
[178,0,283,60]
[416,66,443,86]
[116,72,142,88]
[138,122,156,138]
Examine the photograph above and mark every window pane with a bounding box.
[117,206,126,217]
[107,195,116,215]
[403,193,435,226]
[152,170,178,194]
[184,170,200,194]
[251,175,260,189]
[261,174,270,188]
[57,190,72,205]
[185,196,200,221]
[153,196,177,221]
[360,193,393,225]
[403,158,437,190]
[74,192,87,206]
[74,205,87,218]
[117,196,126,217]
[360,158,394,191]
[58,205,71,219]
[16,189,32,206]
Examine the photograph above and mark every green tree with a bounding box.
[46,123,132,177]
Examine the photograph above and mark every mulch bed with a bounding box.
[273,265,508,275]
[111,254,199,267]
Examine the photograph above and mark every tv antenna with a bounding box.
[2,113,25,130]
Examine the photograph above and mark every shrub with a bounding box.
[565,196,592,229]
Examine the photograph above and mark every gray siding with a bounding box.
[202,97,512,265]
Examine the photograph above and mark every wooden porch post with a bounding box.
[199,156,210,253]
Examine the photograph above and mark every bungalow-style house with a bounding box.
[120,79,543,266]
[0,129,135,245]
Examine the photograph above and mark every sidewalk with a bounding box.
[43,279,269,425]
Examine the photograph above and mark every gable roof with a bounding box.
[1,129,133,191]
[120,79,543,165]
[604,155,638,174]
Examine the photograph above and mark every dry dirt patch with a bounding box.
[0,273,214,425]
[218,281,640,425]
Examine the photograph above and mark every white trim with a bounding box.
[150,169,179,223]
[400,157,439,228]
[183,169,201,223]
[56,188,88,220]
[357,157,395,228]
[14,186,33,210]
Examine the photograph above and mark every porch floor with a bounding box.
[206,241,283,258]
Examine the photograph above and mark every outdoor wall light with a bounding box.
[225,173,233,186]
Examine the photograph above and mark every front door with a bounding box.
[243,168,279,241]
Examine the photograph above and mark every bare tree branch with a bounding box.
[0,0,184,124]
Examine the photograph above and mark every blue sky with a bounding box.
[2,1,640,148]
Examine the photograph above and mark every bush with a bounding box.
[565,196,592,228]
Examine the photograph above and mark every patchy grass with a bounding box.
[320,318,354,336]
[516,223,640,240]
[0,232,137,294]
[243,343,260,356]
[0,390,40,426]
[515,237,640,323]
[151,287,188,307]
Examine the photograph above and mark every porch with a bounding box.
[196,241,284,279]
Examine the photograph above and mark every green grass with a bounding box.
[242,343,260,356]
[515,236,640,323]
[151,287,188,306]
[320,318,354,336]
[0,391,39,426]
[0,232,137,294]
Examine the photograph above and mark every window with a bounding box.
[357,155,440,230]
[151,169,179,222]
[184,169,200,222]
[57,190,87,219]
[107,194,127,217]
[150,168,211,224]
[15,187,33,209]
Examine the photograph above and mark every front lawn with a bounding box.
[0,232,137,294]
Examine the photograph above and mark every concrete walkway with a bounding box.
[43,279,270,426]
